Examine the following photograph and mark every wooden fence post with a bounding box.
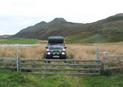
[103,52,108,70]
[16,44,19,71]
[96,48,100,64]
[73,59,76,64]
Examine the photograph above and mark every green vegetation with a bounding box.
[0,39,39,44]
[65,32,95,43]
[100,26,123,42]
[0,70,123,87]
[83,74,123,87]
[66,32,108,43]
[105,16,123,22]
[66,22,123,43]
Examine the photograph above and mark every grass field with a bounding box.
[0,39,40,44]
[0,70,123,87]
[67,42,123,60]
[0,42,123,60]
[0,41,123,87]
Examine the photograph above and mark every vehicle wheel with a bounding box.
[43,53,50,63]
[44,60,50,63]
[64,60,67,63]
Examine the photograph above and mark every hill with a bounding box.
[13,13,123,43]
[13,18,88,39]
[66,13,123,43]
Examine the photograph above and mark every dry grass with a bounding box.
[19,46,45,59]
[67,44,96,60]
[0,44,46,59]
[0,47,16,57]
[67,43,123,60]
[0,42,123,60]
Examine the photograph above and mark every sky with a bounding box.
[0,0,123,35]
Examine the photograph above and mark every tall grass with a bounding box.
[0,42,123,60]
[67,42,123,60]
[0,44,46,59]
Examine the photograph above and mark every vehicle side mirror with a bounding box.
[64,46,67,49]
[45,46,48,49]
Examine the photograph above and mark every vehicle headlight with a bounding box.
[46,49,49,51]
[61,52,65,55]
[63,48,66,51]
[47,52,51,55]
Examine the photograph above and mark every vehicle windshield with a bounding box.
[48,39,64,45]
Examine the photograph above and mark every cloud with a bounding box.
[0,0,123,34]
[0,16,43,35]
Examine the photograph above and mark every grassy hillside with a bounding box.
[66,20,123,43]
[0,70,123,87]
[66,32,109,43]
[13,18,86,40]
[13,14,123,43]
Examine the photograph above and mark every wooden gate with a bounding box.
[19,59,102,76]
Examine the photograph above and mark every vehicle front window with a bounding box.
[48,39,64,44]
